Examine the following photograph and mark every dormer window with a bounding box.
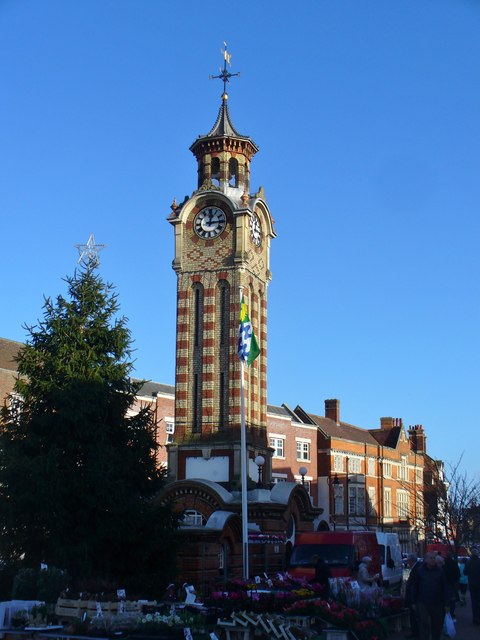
[211,157,220,186]
[228,158,238,187]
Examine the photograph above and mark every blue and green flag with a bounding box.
[238,296,261,366]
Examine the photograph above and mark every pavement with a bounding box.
[388,591,479,640]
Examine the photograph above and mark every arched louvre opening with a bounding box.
[228,158,238,187]
[211,157,220,186]
[198,161,205,188]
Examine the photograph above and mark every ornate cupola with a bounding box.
[167,46,276,488]
[190,92,258,195]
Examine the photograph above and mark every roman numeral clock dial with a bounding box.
[194,206,226,239]
[250,213,262,246]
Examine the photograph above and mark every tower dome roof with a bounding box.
[207,95,241,138]
[190,95,259,160]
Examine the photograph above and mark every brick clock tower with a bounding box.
[167,51,276,488]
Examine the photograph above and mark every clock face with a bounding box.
[250,213,262,246]
[194,206,226,239]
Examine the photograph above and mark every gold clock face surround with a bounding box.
[250,212,262,246]
[194,206,227,239]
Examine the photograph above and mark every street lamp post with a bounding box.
[255,455,265,488]
[299,466,308,486]
[346,456,350,530]
[379,457,384,532]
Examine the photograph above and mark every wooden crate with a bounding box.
[55,597,152,622]
[55,598,82,621]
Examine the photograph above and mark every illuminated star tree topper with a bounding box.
[75,233,106,268]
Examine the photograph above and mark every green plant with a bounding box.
[11,566,69,603]
[64,617,91,636]
[29,604,48,626]
[11,609,29,628]
[0,561,22,601]
[37,567,70,603]
[12,568,37,600]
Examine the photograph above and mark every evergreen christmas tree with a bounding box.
[0,264,179,594]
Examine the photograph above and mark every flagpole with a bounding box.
[239,286,249,580]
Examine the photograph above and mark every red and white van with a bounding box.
[287,531,382,581]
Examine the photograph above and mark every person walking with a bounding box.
[410,551,450,640]
[357,556,380,590]
[404,553,421,638]
[464,546,480,625]
[458,557,468,606]
[444,552,460,620]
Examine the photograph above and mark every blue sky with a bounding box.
[1,0,479,478]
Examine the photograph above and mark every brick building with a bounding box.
[129,382,437,553]
[1,333,440,570]
[263,399,434,552]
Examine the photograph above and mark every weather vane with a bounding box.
[75,233,106,268]
[209,42,240,98]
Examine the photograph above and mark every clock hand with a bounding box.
[202,212,216,231]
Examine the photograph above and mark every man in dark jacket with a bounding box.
[464,547,480,625]
[411,551,450,640]
[404,553,421,638]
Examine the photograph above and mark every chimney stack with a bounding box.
[380,417,403,430]
[408,424,426,453]
[325,399,340,424]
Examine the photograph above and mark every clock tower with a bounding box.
[167,50,276,487]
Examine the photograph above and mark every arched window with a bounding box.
[228,158,238,187]
[218,280,230,429]
[193,284,203,348]
[182,510,206,527]
[211,157,220,186]
[192,283,204,433]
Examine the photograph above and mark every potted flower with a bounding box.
[11,609,29,628]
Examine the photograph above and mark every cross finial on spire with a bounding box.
[75,233,106,268]
[209,42,240,101]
